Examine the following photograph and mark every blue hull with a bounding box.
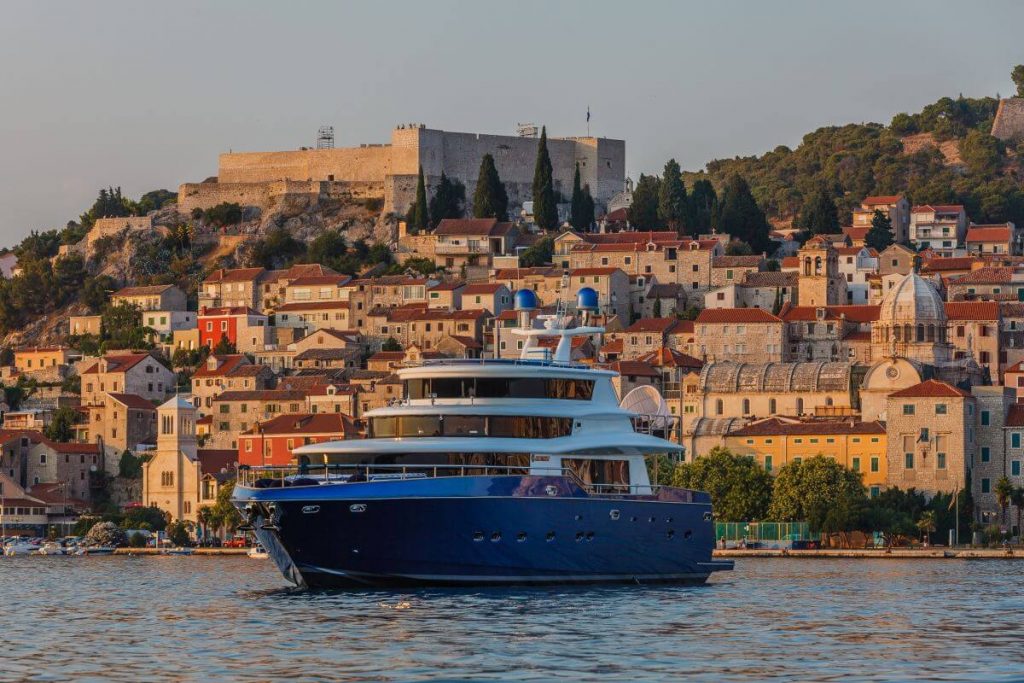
[233,475,731,588]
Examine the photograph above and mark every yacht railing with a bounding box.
[237,462,662,497]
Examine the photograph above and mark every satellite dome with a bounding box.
[514,289,538,311]
[577,287,599,311]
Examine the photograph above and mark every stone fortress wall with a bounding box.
[991,98,1024,142]
[177,125,625,218]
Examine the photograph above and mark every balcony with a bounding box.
[435,242,492,255]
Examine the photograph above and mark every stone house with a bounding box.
[836,246,878,305]
[190,354,274,414]
[112,284,187,312]
[237,413,355,467]
[198,306,272,352]
[879,244,917,277]
[306,383,359,418]
[273,301,351,335]
[25,439,100,501]
[885,380,974,497]
[14,347,74,374]
[909,204,968,256]
[695,308,786,363]
[433,218,517,270]
[567,267,630,319]
[368,308,485,352]
[208,389,309,450]
[460,283,512,317]
[87,393,158,467]
[80,353,175,407]
[616,318,681,360]
[282,273,353,305]
[946,267,1018,302]
[945,302,1000,382]
[852,195,910,244]
[492,267,565,307]
[964,223,1020,256]
[200,267,267,311]
[710,255,763,289]
[426,281,465,310]
[642,282,687,318]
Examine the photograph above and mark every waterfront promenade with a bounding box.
[715,547,1024,559]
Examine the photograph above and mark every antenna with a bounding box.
[316,126,335,149]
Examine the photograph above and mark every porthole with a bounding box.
[546,532,556,542]
[585,531,594,541]
[630,516,638,522]
[516,532,527,543]
[574,514,583,521]
[666,517,674,523]
[648,516,655,523]
[491,532,501,542]
[473,531,484,542]
[684,530,693,540]
[667,530,675,540]
[575,532,584,542]
[609,509,620,520]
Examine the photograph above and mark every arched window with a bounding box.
[904,324,912,342]
[926,324,934,341]
[826,397,834,406]
[804,258,812,276]
[796,398,804,414]
[742,399,750,415]
[814,256,822,274]
[893,325,901,342]
[715,399,724,415]
[916,324,925,342]
[769,398,777,414]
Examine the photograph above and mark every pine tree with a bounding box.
[629,174,662,230]
[532,126,558,230]
[570,163,588,231]
[865,209,895,251]
[428,172,465,228]
[797,184,840,236]
[718,174,771,254]
[689,179,718,234]
[472,154,508,220]
[658,158,688,234]
[406,165,429,234]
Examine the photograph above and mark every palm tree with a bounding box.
[1011,486,1024,543]
[916,510,937,546]
[995,476,1014,526]
[196,506,215,541]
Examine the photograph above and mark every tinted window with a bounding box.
[400,415,441,436]
[443,415,487,436]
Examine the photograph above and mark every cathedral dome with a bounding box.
[878,273,946,325]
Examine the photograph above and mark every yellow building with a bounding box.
[725,417,888,494]
[14,346,73,372]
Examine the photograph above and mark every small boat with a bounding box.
[161,547,195,556]
[32,542,65,556]
[4,541,41,556]
[74,546,117,556]
[247,543,269,559]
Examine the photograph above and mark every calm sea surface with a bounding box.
[1,556,1023,682]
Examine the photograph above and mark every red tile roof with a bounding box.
[274,301,350,312]
[944,301,1000,321]
[569,267,622,277]
[462,282,508,295]
[921,257,981,273]
[1007,404,1024,427]
[434,218,512,237]
[965,226,1013,244]
[242,413,354,436]
[602,361,659,377]
[205,267,265,284]
[113,284,177,297]
[842,226,870,240]
[912,204,965,214]
[198,449,236,476]
[951,267,1015,285]
[81,353,154,375]
[730,418,886,437]
[637,347,703,369]
[199,306,264,317]
[193,355,248,378]
[780,305,880,323]
[695,308,782,324]
[862,195,904,206]
[106,393,157,410]
[624,318,680,334]
[889,379,969,399]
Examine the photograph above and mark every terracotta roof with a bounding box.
[647,282,685,297]
[637,347,703,369]
[842,226,870,240]
[242,413,354,436]
[462,283,508,295]
[569,267,622,277]
[113,284,176,297]
[434,218,512,237]
[428,280,466,291]
[493,267,560,279]
[1000,303,1024,318]
[889,379,969,399]
[912,204,965,214]
[921,257,981,273]
[712,256,762,268]
[695,308,782,324]
[193,354,248,378]
[1007,404,1024,427]
[951,267,1015,285]
[295,348,355,361]
[624,318,679,334]
[81,353,153,375]
[205,267,265,284]
[862,195,903,205]
[197,449,236,476]
[577,231,680,245]
[601,338,623,354]
[740,271,798,288]
[602,361,659,377]
[287,274,352,287]
[445,334,482,349]
[368,351,404,361]
[1005,361,1024,374]
[106,393,157,410]
[965,226,1013,243]
[780,305,879,323]
[781,257,799,269]
[944,301,1000,321]
[730,418,886,437]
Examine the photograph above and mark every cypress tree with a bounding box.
[532,126,558,230]
[629,174,662,230]
[570,163,588,231]
[428,172,465,228]
[865,209,895,251]
[582,184,595,230]
[718,174,771,254]
[689,178,718,234]
[797,184,840,236]
[406,165,429,233]
[657,158,688,234]
[472,154,508,220]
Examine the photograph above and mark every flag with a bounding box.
[587,106,590,123]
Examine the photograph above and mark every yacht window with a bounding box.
[489,416,573,438]
[563,458,630,488]
[370,417,398,438]
[405,377,595,401]
[508,377,546,398]
[399,415,442,436]
[443,415,487,436]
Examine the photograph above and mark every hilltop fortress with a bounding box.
[178,124,626,218]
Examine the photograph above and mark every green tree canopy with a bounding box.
[658,158,689,234]
[959,130,1003,176]
[100,302,153,351]
[718,174,771,254]
[628,174,662,230]
[671,447,773,522]
[1013,64,1024,98]
[532,127,558,231]
[797,184,840,235]
[472,154,508,220]
[570,163,589,231]
[80,187,131,228]
[428,172,465,227]
[248,228,305,269]
[768,455,866,532]
[44,407,79,443]
[865,209,894,251]
[406,165,429,234]
[689,178,718,234]
[381,337,402,352]
[519,236,554,268]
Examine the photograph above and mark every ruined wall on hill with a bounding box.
[177,180,384,214]
[991,98,1024,141]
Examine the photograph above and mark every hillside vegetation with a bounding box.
[684,94,1024,228]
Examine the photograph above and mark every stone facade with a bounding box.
[991,98,1024,142]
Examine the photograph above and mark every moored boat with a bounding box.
[233,289,732,588]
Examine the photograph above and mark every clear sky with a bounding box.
[2,0,1022,246]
